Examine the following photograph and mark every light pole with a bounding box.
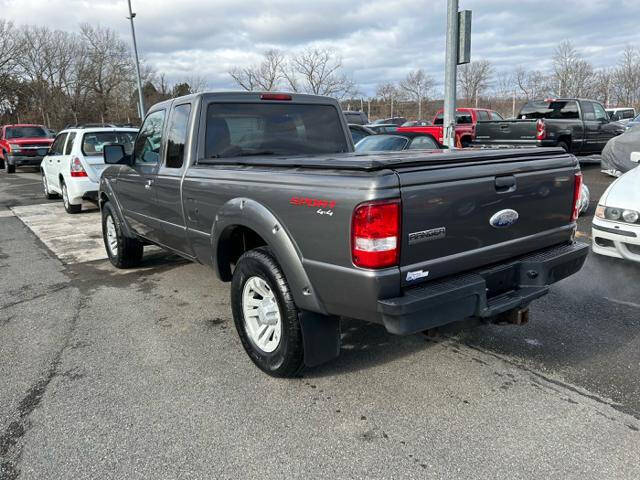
[443,0,459,149]
[127,0,145,119]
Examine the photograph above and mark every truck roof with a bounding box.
[148,91,341,112]
[2,123,46,128]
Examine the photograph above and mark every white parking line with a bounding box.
[0,209,15,218]
[11,203,107,264]
[605,297,640,310]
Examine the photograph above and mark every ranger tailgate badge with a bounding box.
[408,227,446,245]
[490,209,519,228]
[407,270,430,282]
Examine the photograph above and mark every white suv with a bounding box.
[41,126,138,213]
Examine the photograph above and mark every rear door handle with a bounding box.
[495,175,516,193]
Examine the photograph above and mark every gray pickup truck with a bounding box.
[99,91,588,377]
[473,98,624,153]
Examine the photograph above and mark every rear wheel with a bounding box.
[231,247,304,377]
[61,181,81,214]
[557,141,569,153]
[41,171,57,199]
[6,163,15,174]
[0,157,4,170]
[101,202,143,268]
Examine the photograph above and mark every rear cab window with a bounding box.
[165,104,192,169]
[519,101,579,120]
[82,131,137,156]
[202,103,349,159]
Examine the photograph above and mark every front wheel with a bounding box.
[101,202,143,268]
[231,247,304,378]
[6,163,15,174]
[0,157,4,170]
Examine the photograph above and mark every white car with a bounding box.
[41,126,137,213]
[592,163,640,262]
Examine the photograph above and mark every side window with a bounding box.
[51,133,68,155]
[582,102,595,121]
[593,103,608,122]
[490,111,504,121]
[165,104,192,169]
[477,110,490,121]
[623,110,635,119]
[559,101,579,119]
[64,132,76,155]
[133,110,166,165]
[408,136,438,150]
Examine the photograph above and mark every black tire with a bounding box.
[6,163,15,174]
[41,171,57,199]
[0,157,4,170]
[61,181,81,214]
[231,247,304,378]
[557,141,570,153]
[101,202,144,268]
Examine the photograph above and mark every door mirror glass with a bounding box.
[104,144,131,165]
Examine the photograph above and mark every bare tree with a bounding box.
[612,46,640,107]
[552,40,594,98]
[229,49,285,92]
[376,82,399,117]
[458,60,493,107]
[399,69,434,119]
[283,47,357,100]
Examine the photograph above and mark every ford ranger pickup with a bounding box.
[98,91,588,377]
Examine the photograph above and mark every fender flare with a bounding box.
[99,177,135,238]
[211,197,327,315]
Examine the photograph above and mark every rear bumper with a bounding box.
[378,242,589,335]
[7,155,44,167]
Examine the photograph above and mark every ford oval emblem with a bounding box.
[490,209,519,228]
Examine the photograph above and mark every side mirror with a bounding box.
[630,152,640,163]
[103,144,131,165]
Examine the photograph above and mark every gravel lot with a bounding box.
[1,163,639,479]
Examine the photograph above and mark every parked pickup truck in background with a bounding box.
[398,107,504,147]
[473,98,625,153]
[0,124,54,174]
[98,91,588,377]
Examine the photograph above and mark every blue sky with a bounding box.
[2,0,639,95]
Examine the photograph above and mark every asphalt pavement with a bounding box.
[1,164,639,479]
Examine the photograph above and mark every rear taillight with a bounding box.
[536,119,546,140]
[70,157,87,177]
[351,199,401,269]
[571,172,583,222]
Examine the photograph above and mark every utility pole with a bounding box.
[127,0,145,119]
[443,0,459,148]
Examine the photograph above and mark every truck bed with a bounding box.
[197,147,569,171]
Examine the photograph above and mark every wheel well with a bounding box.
[217,225,267,281]
[460,135,472,146]
[557,136,571,150]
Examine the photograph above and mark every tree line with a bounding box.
[0,20,206,129]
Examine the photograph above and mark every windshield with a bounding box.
[6,126,48,139]
[204,103,348,158]
[354,135,408,152]
[82,131,137,156]
[519,101,579,119]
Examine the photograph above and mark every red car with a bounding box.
[397,107,504,148]
[0,124,54,173]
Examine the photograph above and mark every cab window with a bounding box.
[165,104,192,169]
[134,110,166,165]
[408,136,439,150]
[477,110,490,121]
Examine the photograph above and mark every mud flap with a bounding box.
[299,311,341,367]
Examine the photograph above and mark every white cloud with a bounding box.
[1,0,639,95]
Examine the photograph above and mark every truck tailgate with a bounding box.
[396,151,578,286]
[474,119,538,145]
